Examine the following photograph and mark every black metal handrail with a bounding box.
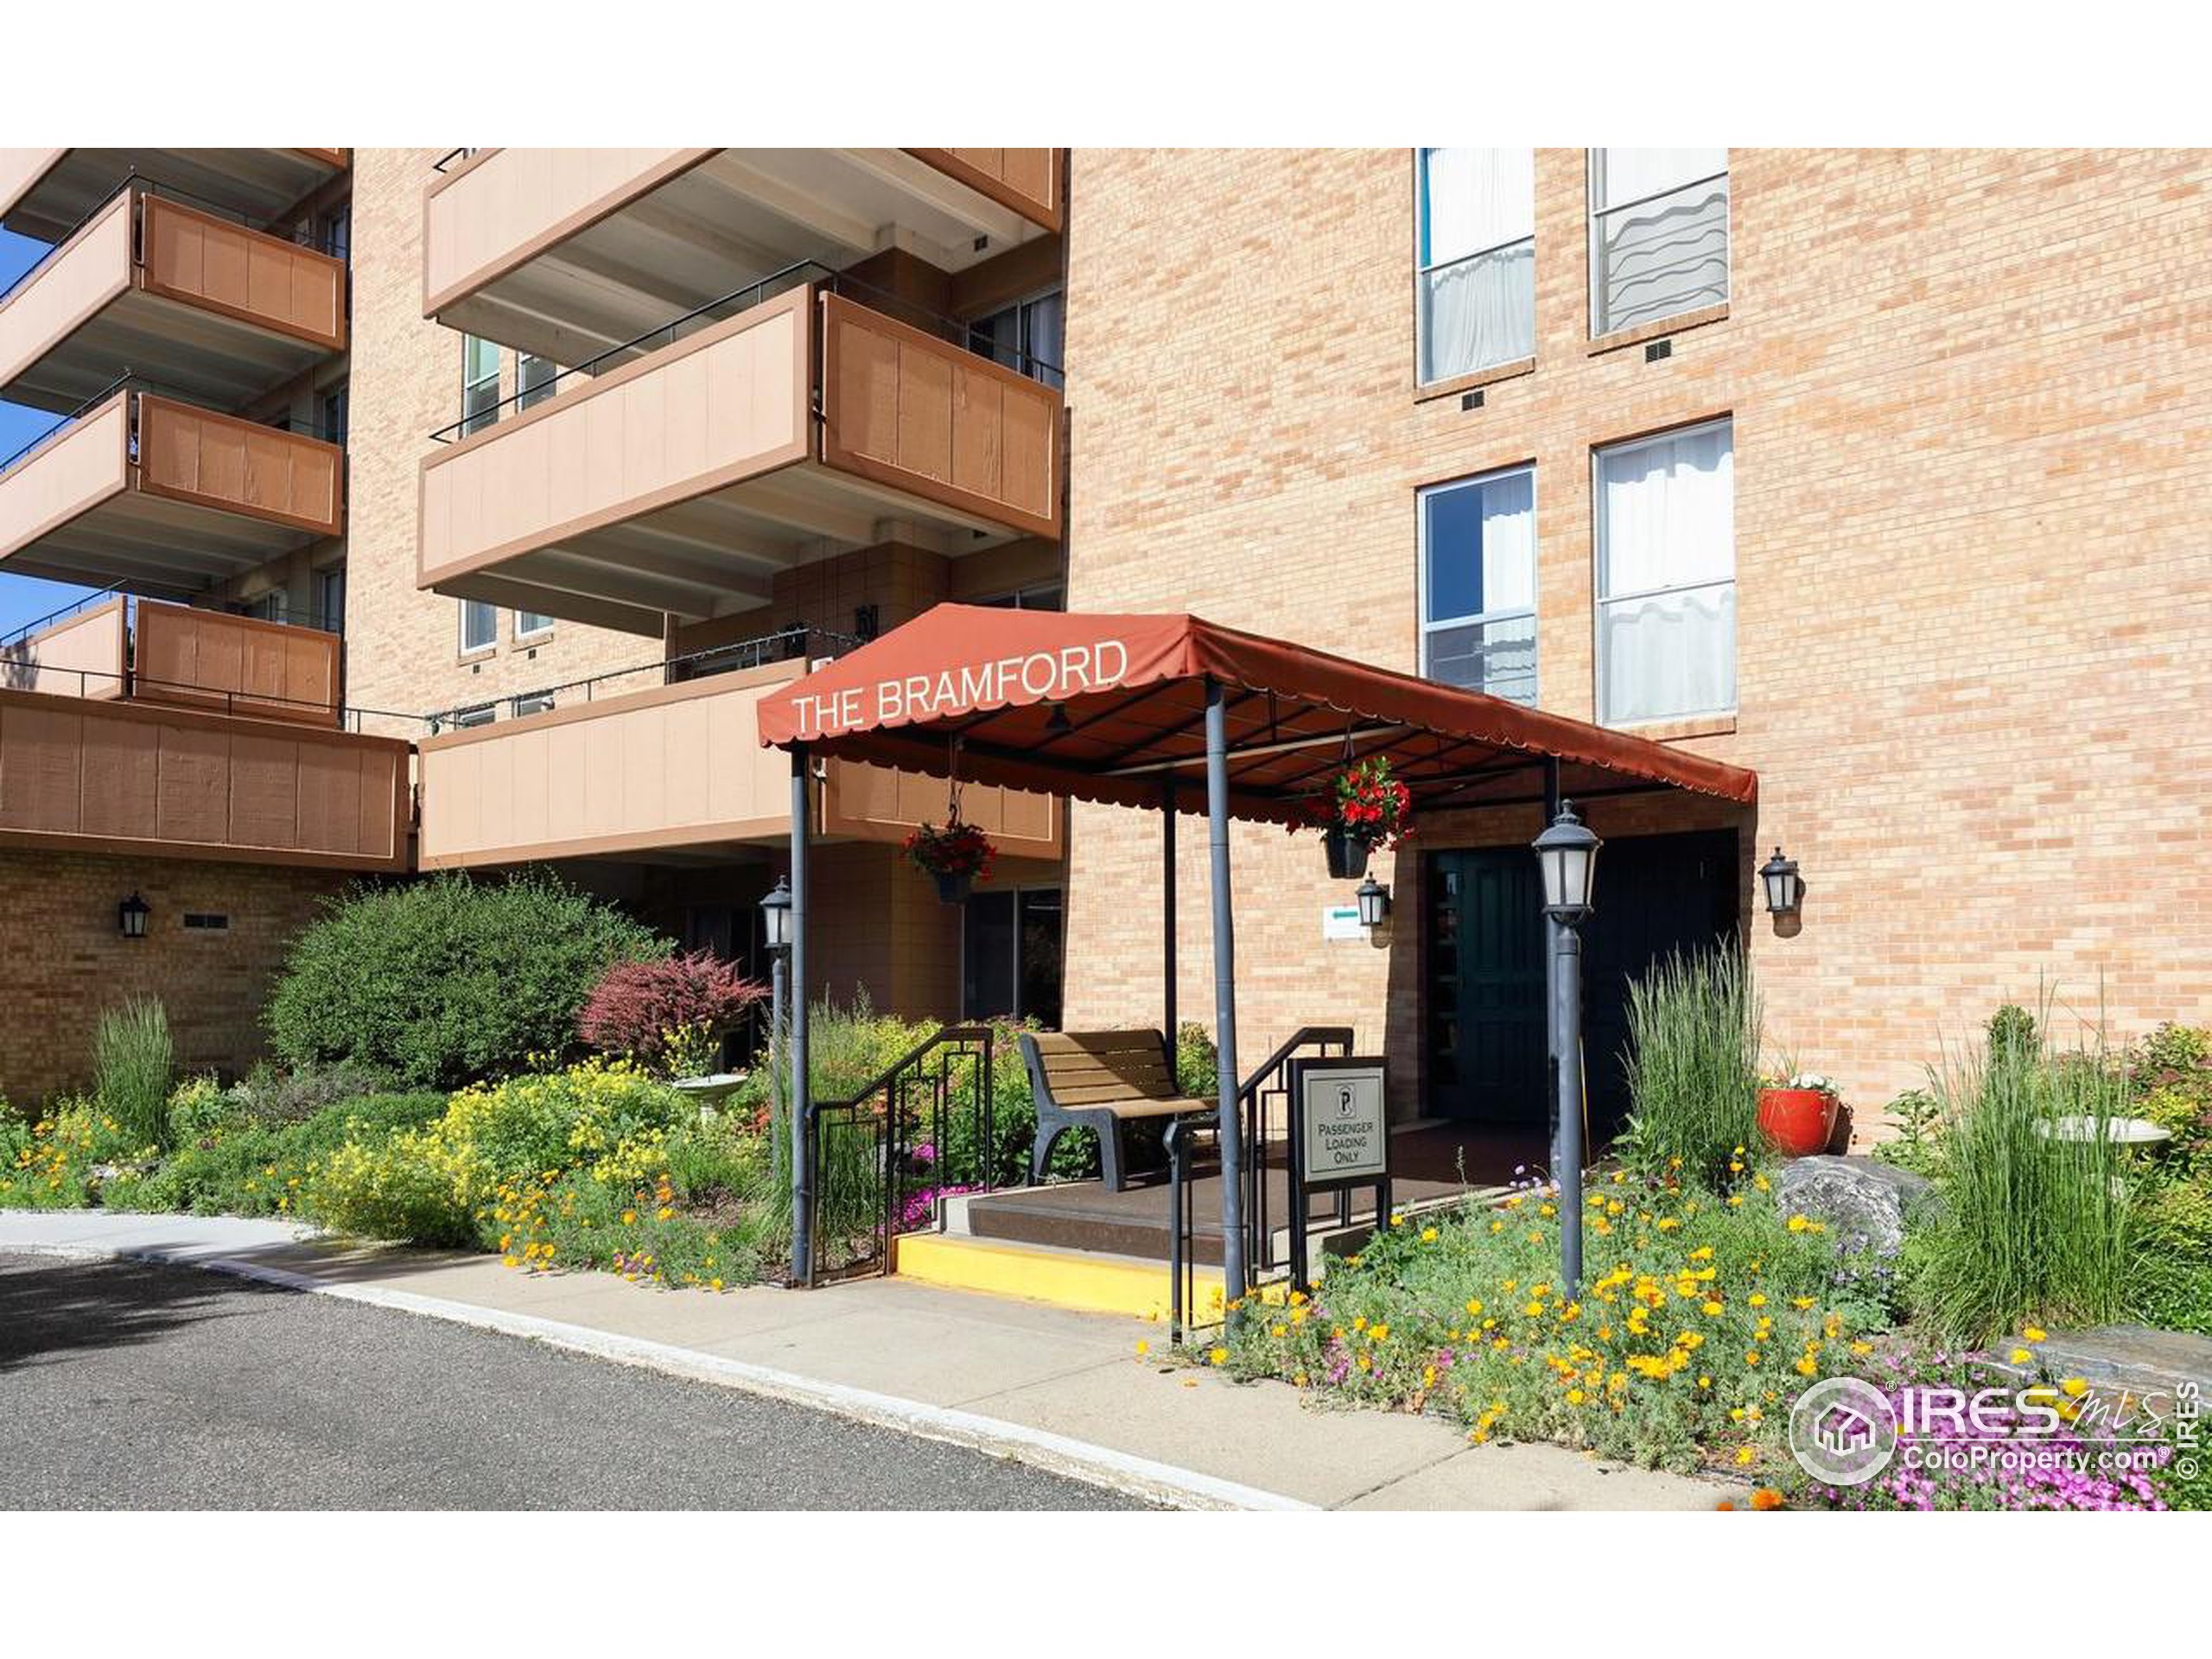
[0,372,137,478]
[1166,1024,1356,1345]
[423,622,860,734]
[0,372,347,483]
[0,658,434,734]
[427,257,1064,444]
[0,168,346,309]
[806,1025,998,1284]
[430,148,479,175]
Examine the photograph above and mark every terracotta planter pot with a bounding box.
[932,871,974,905]
[1323,827,1372,880]
[1757,1087,1840,1159]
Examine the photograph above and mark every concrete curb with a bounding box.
[8,1236,1315,1513]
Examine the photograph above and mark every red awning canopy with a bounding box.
[755,604,1756,822]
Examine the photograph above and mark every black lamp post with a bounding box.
[759,876,795,1198]
[118,892,150,939]
[1532,801,1599,1293]
[1355,874,1391,931]
[1759,846,1802,917]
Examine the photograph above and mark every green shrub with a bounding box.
[310,1129,477,1247]
[1176,1021,1220,1100]
[264,871,668,1088]
[165,1076,232,1147]
[92,997,174,1150]
[1909,1014,2133,1344]
[232,1058,397,1128]
[441,1058,690,1192]
[116,1090,450,1218]
[1872,1086,1946,1178]
[1618,945,1762,1185]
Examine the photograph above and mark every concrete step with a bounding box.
[892,1230,1224,1323]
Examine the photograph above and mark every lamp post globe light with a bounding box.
[759,874,792,951]
[1531,801,1600,1294]
[760,874,796,1224]
[1760,846,1802,916]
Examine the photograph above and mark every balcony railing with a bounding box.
[416,274,1061,634]
[421,147,1062,365]
[0,178,346,413]
[415,622,1060,870]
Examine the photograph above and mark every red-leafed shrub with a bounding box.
[578,952,768,1077]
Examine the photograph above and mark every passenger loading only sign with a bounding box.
[779,639,1134,741]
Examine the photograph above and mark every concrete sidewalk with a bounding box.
[1,1210,1733,1512]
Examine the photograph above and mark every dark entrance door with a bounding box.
[1426,829,1739,1135]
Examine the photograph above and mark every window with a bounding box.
[1594,418,1735,725]
[321,385,349,448]
[517,353,558,412]
[321,206,350,263]
[461,335,501,435]
[243,591,287,623]
[450,702,496,729]
[1588,149,1729,337]
[1417,148,1535,383]
[961,888,1064,1027]
[512,692,556,718]
[978,579,1065,612]
[514,609,554,641]
[969,289,1064,390]
[459,598,499,654]
[1419,466,1536,705]
[317,566,346,635]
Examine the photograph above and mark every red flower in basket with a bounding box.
[905,816,996,902]
[1289,755,1414,850]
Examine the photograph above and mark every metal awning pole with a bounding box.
[789,744,815,1287]
[1205,679,1246,1311]
[1161,777,1177,1044]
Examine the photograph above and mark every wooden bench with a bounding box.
[1019,1029,1216,1192]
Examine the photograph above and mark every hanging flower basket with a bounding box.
[1294,754,1414,880]
[904,816,995,906]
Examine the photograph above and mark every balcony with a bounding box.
[416,638,1060,870]
[416,279,1061,635]
[423,147,1062,364]
[0,182,347,414]
[0,386,345,597]
[0,149,348,243]
[3,595,343,727]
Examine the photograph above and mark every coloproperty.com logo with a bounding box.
[1788,1374,2197,1486]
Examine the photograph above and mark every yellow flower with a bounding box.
[621,1210,636,1224]
[1747,1293,1767,1308]
[709,1278,724,1293]
[1793,1296,1816,1311]
[1735,1446,1758,1466]
[1795,1357,1819,1377]
[1689,1246,1714,1262]
[1465,1298,1484,1316]
[1745,1351,1762,1366]
[2009,1347,2033,1364]
[1370,1323,1390,1343]
[1208,1347,1229,1366]
[2024,1326,2048,1343]
[1701,1301,1724,1317]
[2061,1376,2088,1398]
[1135,1340,1149,1357]
[1421,1226,1439,1243]
[1566,1389,1586,1405]
[1786,1214,1809,1233]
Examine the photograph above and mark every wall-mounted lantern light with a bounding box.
[1355,874,1392,931]
[1759,846,1803,916]
[118,892,150,939]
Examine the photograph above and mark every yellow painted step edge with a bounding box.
[894,1232,1225,1322]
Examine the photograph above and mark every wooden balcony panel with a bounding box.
[906,149,1063,232]
[0,148,347,244]
[0,596,128,700]
[0,688,406,870]
[131,601,341,728]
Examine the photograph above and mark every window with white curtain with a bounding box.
[1588,149,1729,337]
[1420,465,1537,705]
[514,608,554,640]
[1595,418,1735,725]
[461,335,501,435]
[516,353,559,412]
[1417,148,1535,383]
[459,598,499,655]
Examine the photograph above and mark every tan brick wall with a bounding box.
[1061,147,2212,1125]
[0,850,346,1111]
[341,147,648,737]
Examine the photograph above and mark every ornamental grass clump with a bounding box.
[1618,945,1762,1187]
[1910,1007,2133,1346]
[92,996,175,1151]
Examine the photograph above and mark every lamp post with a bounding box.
[1532,801,1599,1294]
[758,874,794,1255]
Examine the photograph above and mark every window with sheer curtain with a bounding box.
[1420,465,1537,705]
[1595,419,1734,725]
[1588,149,1729,337]
[1417,148,1535,384]
[459,598,499,655]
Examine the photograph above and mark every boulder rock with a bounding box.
[1774,1154,1936,1257]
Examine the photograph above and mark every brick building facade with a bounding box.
[1058,148,2211,1122]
